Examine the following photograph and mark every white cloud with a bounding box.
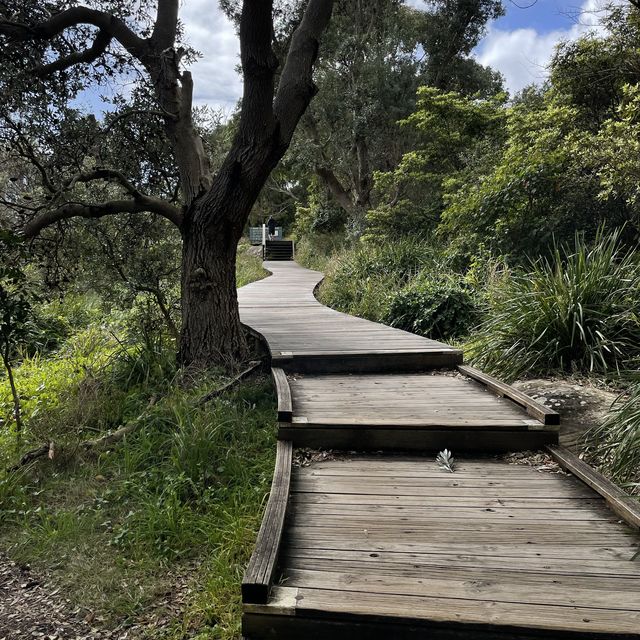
[176,0,622,111]
[180,0,242,114]
[475,0,619,95]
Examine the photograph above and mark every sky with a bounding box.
[474,0,616,92]
[72,0,615,114]
[177,0,616,113]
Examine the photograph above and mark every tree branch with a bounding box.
[64,168,142,196]
[315,166,356,215]
[23,196,182,237]
[304,112,355,214]
[102,108,172,135]
[0,6,148,64]
[238,0,278,140]
[197,361,262,405]
[273,0,335,144]
[34,28,112,77]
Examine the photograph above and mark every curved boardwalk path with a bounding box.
[239,261,640,640]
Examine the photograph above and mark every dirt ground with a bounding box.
[0,553,125,640]
[513,378,620,450]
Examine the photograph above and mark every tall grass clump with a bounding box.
[294,233,345,272]
[587,382,640,491]
[468,229,640,381]
[319,237,445,322]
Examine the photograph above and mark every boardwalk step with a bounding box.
[282,371,559,451]
[264,240,294,261]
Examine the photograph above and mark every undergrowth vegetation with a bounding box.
[587,381,640,490]
[468,230,640,382]
[0,250,276,638]
[316,238,480,339]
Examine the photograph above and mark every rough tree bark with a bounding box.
[1,0,335,369]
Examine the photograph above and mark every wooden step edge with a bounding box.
[546,445,640,530]
[279,426,557,452]
[272,350,464,374]
[458,365,560,426]
[242,440,294,604]
[288,417,559,431]
[272,367,292,422]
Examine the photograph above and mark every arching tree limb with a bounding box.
[63,168,143,196]
[34,28,112,77]
[23,197,182,238]
[0,7,147,60]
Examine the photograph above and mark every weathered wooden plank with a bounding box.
[281,559,640,589]
[271,368,292,422]
[458,365,560,425]
[283,525,635,545]
[289,493,605,508]
[547,445,640,530]
[281,537,638,561]
[280,547,640,577]
[282,568,640,610]
[242,440,293,604]
[246,586,640,636]
[290,417,537,428]
[288,503,616,521]
[291,474,591,490]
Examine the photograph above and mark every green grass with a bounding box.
[236,241,268,288]
[0,374,277,638]
[0,247,275,638]
[467,229,640,382]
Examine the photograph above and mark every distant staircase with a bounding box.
[264,239,294,261]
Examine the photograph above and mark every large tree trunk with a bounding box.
[178,206,248,368]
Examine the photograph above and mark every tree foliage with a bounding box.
[289,0,504,235]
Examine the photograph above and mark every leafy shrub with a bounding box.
[387,275,479,340]
[587,383,640,490]
[319,237,445,321]
[468,229,640,381]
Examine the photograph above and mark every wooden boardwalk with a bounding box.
[239,261,640,639]
[239,262,462,372]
